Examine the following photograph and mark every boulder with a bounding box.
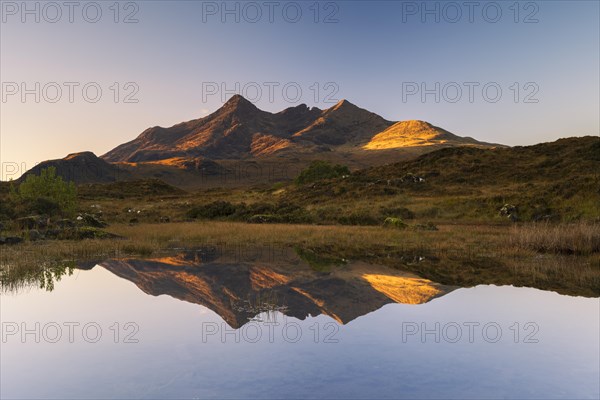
[55,219,75,229]
[81,213,108,228]
[499,204,519,222]
[27,229,42,241]
[1,236,23,245]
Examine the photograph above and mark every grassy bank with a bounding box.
[1,222,598,297]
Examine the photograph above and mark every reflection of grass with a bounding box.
[294,246,346,272]
[0,261,74,293]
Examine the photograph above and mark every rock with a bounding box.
[77,228,120,240]
[400,173,425,183]
[81,213,108,228]
[76,228,100,239]
[27,229,42,241]
[55,219,75,229]
[37,218,49,229]
[499,204,519,222]
[45,229,62,239]
[16,216,41,230]
[2,236,23,245]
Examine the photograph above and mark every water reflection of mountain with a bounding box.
[97,247,456,328]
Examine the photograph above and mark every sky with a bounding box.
[1,0,599,180]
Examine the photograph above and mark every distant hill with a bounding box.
[357,136,599,185]
[363,120,495,149]
[19,151,234,189]
[286,136,600,222]
[17,152,130,184]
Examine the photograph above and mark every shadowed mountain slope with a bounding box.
[17,152,130,184]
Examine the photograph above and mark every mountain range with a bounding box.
[22,95,500,188]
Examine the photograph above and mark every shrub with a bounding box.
[187,201,237,219]
[27,197,61,216]
[295,161,350,185]
[10,167,77,217]
[0,193,16,220]
[383,217,408,229]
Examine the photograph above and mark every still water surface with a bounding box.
[1,252,598,399]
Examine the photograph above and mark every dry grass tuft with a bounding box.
[509,222,600,255]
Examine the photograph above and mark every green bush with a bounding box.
[187,201,237,219]
[383,217,408,229]
[0,194,16,221]
[27,197,61,216]
[295,161,350,185]
[10,167,77,217]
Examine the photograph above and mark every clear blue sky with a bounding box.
[1,1,599,178]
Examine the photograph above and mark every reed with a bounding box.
[509,222,600,255]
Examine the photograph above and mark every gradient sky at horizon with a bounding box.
[1,0,599,179]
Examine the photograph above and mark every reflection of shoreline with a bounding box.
[3,241,597,300]
[97,249,455,329]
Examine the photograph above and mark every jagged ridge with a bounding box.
[101,95,494,163]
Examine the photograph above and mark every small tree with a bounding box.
[295,161,350,185]
[11,167,77,216]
